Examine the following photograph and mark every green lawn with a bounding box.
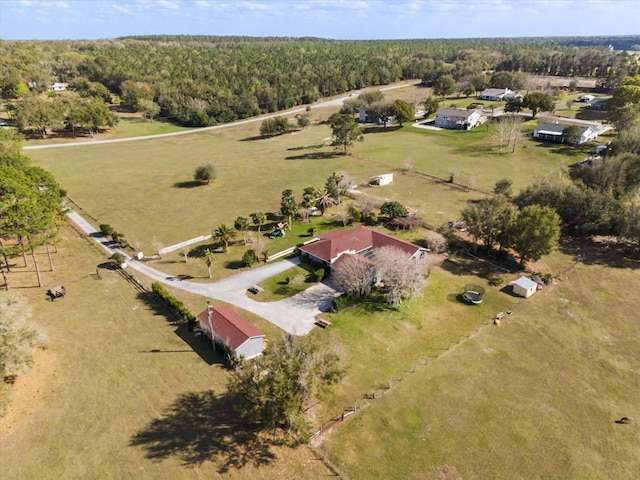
[28,108,580,258]
[321,247,640,479]
[12,84,640,479]
[0,227,332,479]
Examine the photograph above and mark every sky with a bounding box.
[1,0,639,41]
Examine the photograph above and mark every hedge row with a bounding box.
[151,281,195,323]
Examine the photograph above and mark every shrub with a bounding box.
[242,249,257,267]
[425,230,448,253]
[99,224,114,236]
[488,276,505,287]
[332,293,358,312]
[313,268,325,282]
[151,282,195,323]
[364,212,378,226]
[110,252,126,267]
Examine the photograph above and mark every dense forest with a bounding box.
[1,35,640,127]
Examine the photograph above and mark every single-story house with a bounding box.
[479,88,516,101]
[197,305,265,360]
[369,173,394,186]
[434,107,487,130]
[512,276,538,298]
[533,122,600,145]
[298,225,427,270]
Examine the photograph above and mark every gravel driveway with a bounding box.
[67,211,339,335]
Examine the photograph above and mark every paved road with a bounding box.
[23,81,420,151]
[67,211,339,335]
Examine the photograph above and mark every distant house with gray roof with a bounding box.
[533,121,600,145]
[434,107,487,130]
[479,88,517,101]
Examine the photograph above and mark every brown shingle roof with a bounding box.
[299,226,423,264]
[197,305,264,351]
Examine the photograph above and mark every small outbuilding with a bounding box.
[369,173,394,186]
[512,276,538,298]
[197,305,265,360]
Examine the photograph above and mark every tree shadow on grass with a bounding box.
[173,180,205,189]
[286,144,325,151]
[559,237,640,270]
[446,293,473,304]
[285,152,337,160]
[225,260,246,270]
[137,291,183,325]
[174,325,226,366]
[130,390,278,472]
[360,125,402,134]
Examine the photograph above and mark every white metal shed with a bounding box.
[512,276,538,298]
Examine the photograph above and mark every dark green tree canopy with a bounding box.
[328,113,363,155]
[390,99,415,125]
[194,163,216,184]
[522,92,555,118]
[227,334,345,444]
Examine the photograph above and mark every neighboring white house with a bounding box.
[512,276,538,298]
[533,122,600,145]
[197,305,265,360]
[369,173,394,186]
[479,88,516,101]
[434,108,487,130]
[298,225,427,270]
[50,82,68,92]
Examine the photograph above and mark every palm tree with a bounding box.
[250,211,267,243]
[213,224,235,253]
[203,248,216,279]
[315,192,336,216]
[234,216,250,245]
[280,189,298,230]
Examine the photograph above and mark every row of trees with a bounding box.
[0,135,66,288]
[3,36,639,127]
[7,95,118,138]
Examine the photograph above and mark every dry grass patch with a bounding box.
[321,249,640,479]
[0,227,332,479]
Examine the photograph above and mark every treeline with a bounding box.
[1,36,639,127]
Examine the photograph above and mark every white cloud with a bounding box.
[157,0,180,10]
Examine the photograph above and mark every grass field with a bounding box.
[6,84,639,479]
[0,227,333,479]
[321,244,640,479]
[26,88,589,258]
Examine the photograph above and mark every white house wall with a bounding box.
[236,337,264,360]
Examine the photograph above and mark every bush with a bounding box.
[99,224,114,236]
[332,294,349,312]
[110,252,126,267]
[313,268,325,282]
[242,249,257,267]
[151,282,195,323]
[425,230,448,253]
[488,275,505,287]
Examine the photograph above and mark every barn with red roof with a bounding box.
[298,225,427,269]
[197,305,265,360]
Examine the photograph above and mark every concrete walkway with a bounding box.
[67,211,339,335]
[158,234,212,255]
